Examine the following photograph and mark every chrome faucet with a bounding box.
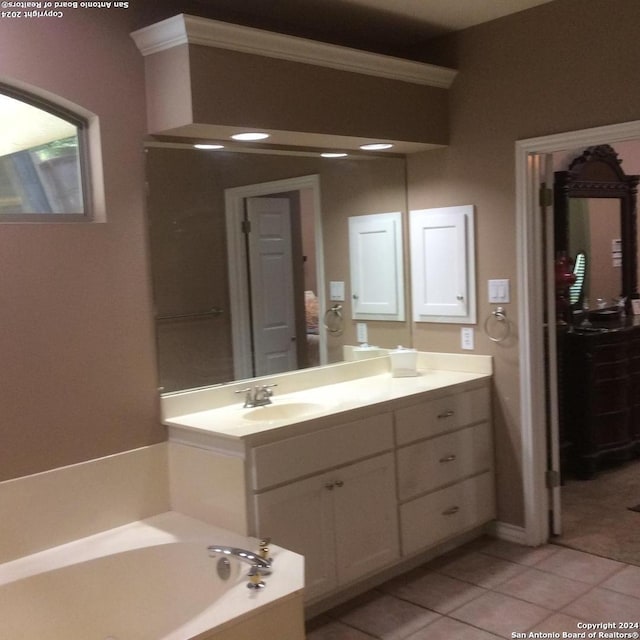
[235,384,277,408]
[207,543,273,575]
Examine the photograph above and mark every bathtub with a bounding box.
[0,511,305,640]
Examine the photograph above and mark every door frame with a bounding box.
[517,119,640,546]
[225,174,327,380]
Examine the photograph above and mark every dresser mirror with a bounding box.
[145,143,409,393]
[554,144,640,319]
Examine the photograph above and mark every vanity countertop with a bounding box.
[164,367,491,446]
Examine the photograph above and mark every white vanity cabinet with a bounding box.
[165,363,495,610]
[250,412,399,602]
[394,385,496,556]
[254,452,398,601]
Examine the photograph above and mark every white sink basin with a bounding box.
[242,402,323,421]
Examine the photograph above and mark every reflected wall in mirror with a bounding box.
[145,144,409,393]
[555,144,640,320]
[567,198,621,306]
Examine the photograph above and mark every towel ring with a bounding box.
[324,304,344,336]
[484,306,511,343]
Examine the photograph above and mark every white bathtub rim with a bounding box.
[0,511,305,639]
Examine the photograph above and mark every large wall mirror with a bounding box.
[146,143,409,393]
[554,144,640,317]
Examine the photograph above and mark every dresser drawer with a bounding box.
[251,412,393,490]
[400,472,495,556]
[397,422,492,500]
[395,386,490,446]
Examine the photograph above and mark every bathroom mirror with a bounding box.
[555,144,640,313]
[146,143,408,393]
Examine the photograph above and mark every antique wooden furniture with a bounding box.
[555,145,640,477]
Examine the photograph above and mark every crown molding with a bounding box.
[131,13,457,89]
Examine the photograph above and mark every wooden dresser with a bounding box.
[561,321,640,478]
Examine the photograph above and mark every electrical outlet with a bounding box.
[356,323,368,343]
[461,327,474,350]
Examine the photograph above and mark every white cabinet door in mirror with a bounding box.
[410,205,476,324]
[349,212,405,321]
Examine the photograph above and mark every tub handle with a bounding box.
[247,565,266,589]
[259,537,272,562]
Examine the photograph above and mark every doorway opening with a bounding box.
[517,120,640,558]
[225,175,327,380]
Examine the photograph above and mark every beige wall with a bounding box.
[407,0,640,526]
[0,10,164,481]
[5,0,640,534]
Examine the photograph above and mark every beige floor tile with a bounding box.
[476,539,561,567]
[335,592,440,640]
[404,616,503,640]
[493,566,592,609]
[448,591,552,638]
[381,570,486,613]
[306,620,377,640]
[533,547,625,584]
[433,550,527,588]
[562,586,640,622]
[601,564,640,598]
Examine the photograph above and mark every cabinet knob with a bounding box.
[437,410,455,419]
[442,506,460,516]
[439,454,457,463]
[325,482,335,490]
[335,480,344,488]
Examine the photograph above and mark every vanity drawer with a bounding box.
[397,422,492,501]
[251,412,393,490]
[400,472,495,556]
[395,386,490,446]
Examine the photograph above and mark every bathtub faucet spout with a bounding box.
[207,545,273,575]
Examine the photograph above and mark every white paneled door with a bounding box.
[246,197,298,376]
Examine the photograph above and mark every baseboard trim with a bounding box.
[492,520,528,545]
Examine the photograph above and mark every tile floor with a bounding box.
[305,537,640,639]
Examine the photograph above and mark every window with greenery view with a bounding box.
[0,85,90,221]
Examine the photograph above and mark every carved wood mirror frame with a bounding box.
[554,144,640,306]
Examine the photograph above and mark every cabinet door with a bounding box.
[410,205,476,324]
[349,212,404,321]
[254,474,336,600]
[332,453,400,585]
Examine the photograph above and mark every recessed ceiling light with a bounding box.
[231,132,270,141]
[360,143,393,151]
[321,152,348,158]
[194,144,224,150]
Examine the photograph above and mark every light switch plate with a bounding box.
[461,327,474,350]
[330,281,345,301]
[488,279,510,303]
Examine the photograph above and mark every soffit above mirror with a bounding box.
[131,14,457,88]
[131,14,456,153]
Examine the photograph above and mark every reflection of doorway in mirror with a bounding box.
[226,175,326,380]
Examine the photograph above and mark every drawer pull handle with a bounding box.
[335,480,344,488]
[442,506,460,516]
[437,410,455,419]
[439,454,457,463]
[325,482,335,491]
